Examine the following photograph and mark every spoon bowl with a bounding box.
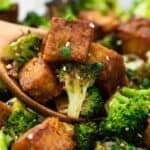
[0,21,86,123]
[0,60,85,123]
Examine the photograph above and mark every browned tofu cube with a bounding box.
[0,101,11,127]
[43,17,94,63]
[12,117,76,150]
[87,43,128,97]
[117,17,150,59]
[79,10,119,37]
[19,57,61,104]
[0,4,18,23]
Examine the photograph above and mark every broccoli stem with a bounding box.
[115,92,129,102]
[66,79,89,119]
[122,87,150,97]
[0,130,10,150]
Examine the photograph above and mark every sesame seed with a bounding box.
[15,53,20,56]
[88,53,91,57]
[28,133,33,140]
[63,66,67,71]
[89,23,95,28]
[106,56,110,61]
[117,40,122,45]
[6,64,12,69]
[120,143,125,147]
[125,127,129,131]
[137,133,143,138]
[76,74,81,80]
[65,41,70,47]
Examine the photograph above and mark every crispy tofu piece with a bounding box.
[117,17,150,59]
[0,101,11,127]
[87,43,128,97]
[19,57,61,104]
[79,10,119,37]
[43,17,94,63]
[12,117,76,150]
[144,118,150,148]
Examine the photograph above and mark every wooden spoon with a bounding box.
[0,21,84,123]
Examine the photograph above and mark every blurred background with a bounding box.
[11,0,133,21]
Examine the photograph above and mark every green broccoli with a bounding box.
[0,80,11,100]
[57,62,103,119]
[95,139,139,150]
[100,33,121,51]
[5,98,38,139]
[72,0,122,16]
[99,87,150,145]
[0,0,12,11]
[22,12,50,28]
[80,86,102,119]
[1,33,42,70]
[0,130,12,150]
[48,0,122,20]
[122,0,150,21]
[124,55,150,89]
[75,122,98,150]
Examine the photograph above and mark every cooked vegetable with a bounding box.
[100,33,121,51]
[22,12,50,28]
[81,86,102,119]
[72,0,122,16]
[122,0,150,21]
[95,139,143,150]
[50,0,122,20]
[0,0,12,11]
[5,98,38,139]
[75,122,98,150]
[99,87,150,145]
[57,62,103,119]
[0,130,12,150]
[56,86,103,119]
[0,80,11,100]
[124,55,150,89]
[2,33,42,71]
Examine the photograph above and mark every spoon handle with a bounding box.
[0,61,76,123]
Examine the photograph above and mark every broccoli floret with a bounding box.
[122,0,150,21]
[22,12,50,28]
[80,86,103,119]
[48,0,122,19]
[75,122,98,150]
[57,62,103,119]
[99,88,150,145]
[72,0,122,16]
[100,33,121,51]
[2,33,42,70]
[0,80,11,100]
[0,0,12,11]
[95,139,138,150]
[5,98,38,139]
[122,87,150,97]
[0,130,12,150]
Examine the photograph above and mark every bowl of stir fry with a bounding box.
[0,0,149,150]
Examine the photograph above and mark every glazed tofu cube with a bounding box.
[87,43,128,97]
[117,17,150,59]
[12,118,76,150]
[79,10,119,36]
[19,57,61,104]
[0,101,11,127]
[43,17,94,63]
